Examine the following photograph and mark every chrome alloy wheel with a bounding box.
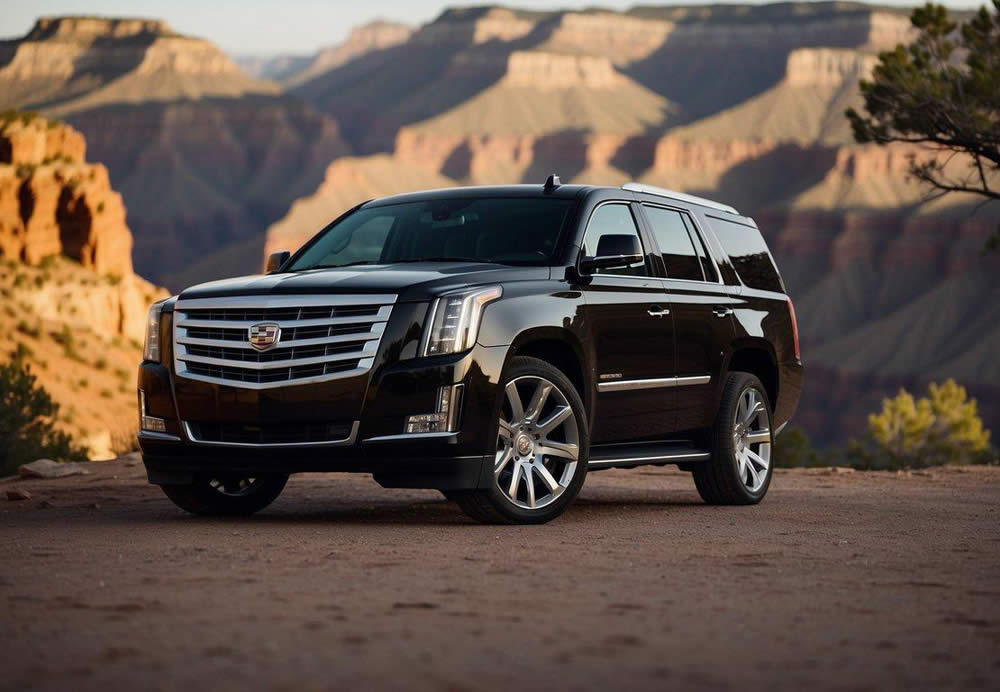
[495,375,580,510]
[208,477,260,497]
[733,387,772,492]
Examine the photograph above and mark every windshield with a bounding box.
[287,197,576,271]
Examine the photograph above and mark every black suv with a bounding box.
[138,179,802,524]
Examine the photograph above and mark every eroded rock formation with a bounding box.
[0,114,165,343]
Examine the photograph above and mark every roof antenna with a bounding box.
[543,174,561,192]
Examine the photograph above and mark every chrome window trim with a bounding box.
[597,374,711,393]
[173,294,395,390]
[182,421,359,448]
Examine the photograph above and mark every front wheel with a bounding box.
[452,356,589,524]
[161,474,289,516]
[693,372,773,505]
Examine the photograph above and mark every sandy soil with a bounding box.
[2,458,998,692]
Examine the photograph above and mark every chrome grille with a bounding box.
[173,294,396,389]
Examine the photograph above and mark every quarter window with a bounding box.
[581,204,648,277]
[643,205,704,281]
[707,216,784,293]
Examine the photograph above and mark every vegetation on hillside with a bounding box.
[847,380,993,469]
[0,353,89,477]
[846,1,1000,248]
[776,380,995,469]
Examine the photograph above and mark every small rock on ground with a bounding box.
[18,459,92,479]
[6,489,32,501]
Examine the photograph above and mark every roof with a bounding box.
[362,181,741,216]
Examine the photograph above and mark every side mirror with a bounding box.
[580,234,643,274]
[266,250,290,274]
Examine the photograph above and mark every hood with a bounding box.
[177,262,551,303]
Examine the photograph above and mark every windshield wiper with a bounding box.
[301,260,379,270]
[390,257,493,264]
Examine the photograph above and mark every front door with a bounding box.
[578,202,676,443]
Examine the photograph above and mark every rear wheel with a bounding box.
[693,372,773,505]
[452,356,589,524]
[161,474,288,516]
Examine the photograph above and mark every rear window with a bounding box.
[707,217,784,293]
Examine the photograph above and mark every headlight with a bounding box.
[421,286,502,356]
[143,302,164,362]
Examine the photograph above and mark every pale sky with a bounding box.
[0,0,983,55]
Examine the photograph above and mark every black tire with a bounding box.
[161,474,289,516]
[453,356,589,524]
[693,372,774,505]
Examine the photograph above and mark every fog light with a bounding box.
[139,390,167,433]
[405,385,464,434]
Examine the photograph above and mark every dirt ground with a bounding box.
[2,458,998,692]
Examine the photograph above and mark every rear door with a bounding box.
[578,202,676,443]
[637,203,737,433]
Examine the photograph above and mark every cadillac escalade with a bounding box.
[138,177,803,524]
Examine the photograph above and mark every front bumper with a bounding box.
[138,342,509,490]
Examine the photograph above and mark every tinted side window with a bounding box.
[643,205,703,281]
[708,217,784,293]
[582,204,648,277]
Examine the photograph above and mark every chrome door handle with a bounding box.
[713,307,734,317]
[647,306,670,318]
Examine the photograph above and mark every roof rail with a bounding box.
[622,182,739,215]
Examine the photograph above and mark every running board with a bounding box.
[588,441,711,470]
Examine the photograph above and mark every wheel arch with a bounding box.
[726,340,779,411]
[505,328,590,412]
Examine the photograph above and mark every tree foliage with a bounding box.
[773,426,824,467]
[0,356,88,476]
[846,2,1000,248]
[848,379,994,469]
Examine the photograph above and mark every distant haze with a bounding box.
[0,0,981,55]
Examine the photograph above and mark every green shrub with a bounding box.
[773,427,825,467]
[99,389,113,399]
[11,342,34,362]
[16,320,40,338]
[52,325,83,362]
[848,380,994,470]
[94,356,107,370]
[0,358,88,475]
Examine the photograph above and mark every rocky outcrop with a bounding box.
[542,12,673,64]
[26,16,169,40]
[411,7,534,46]
[0,113,165,342]
[502,52,621,90]
[784,48,877,87]
[0,17,349,288]
[286,21,413,87]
